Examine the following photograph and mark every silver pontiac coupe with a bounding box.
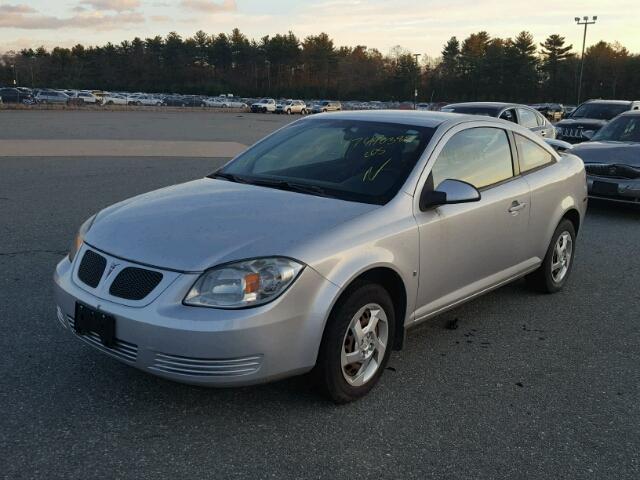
[54,111,587,403]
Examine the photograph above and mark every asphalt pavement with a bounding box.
[0,110,638,479]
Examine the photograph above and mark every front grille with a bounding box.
[586,163,640,179]
[77,250,107,288]
[109,267,163,300]
[150,352,263,377]
[556,127,588,142]
[67,316,138,362]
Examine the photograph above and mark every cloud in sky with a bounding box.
[179,0,237,13]
[79,0,141,11]
[0,6,145,30]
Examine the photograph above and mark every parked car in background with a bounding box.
[102,93,128,105]
[415,103,431,111]
[441,102,556,138]
[275,99,307,114]
[35,90,69,105]
[136,94,164,106]
[555,99,640,143]
[201,96,247,108]
[0,87,34,104]
[160,95,187,107]
[570,111,640,204]
[311,100,342,113]
[55,110,586,403]
[251,98,276,113]
[70,91,101,105]
[533,103,564,122]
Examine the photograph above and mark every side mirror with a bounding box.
[420,179,481,210]
[545,138,574,153]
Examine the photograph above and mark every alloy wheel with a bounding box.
[551,231,573,283]
[341,303,389,386]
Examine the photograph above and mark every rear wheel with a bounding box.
[316,283,395,403]
[526,219,576,293]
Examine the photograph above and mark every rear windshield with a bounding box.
[570,103,630,120]
[219,119,436,205]
[441,106,498,117]
[592,115,640,142]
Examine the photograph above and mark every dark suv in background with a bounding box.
[555,99,640,143]
[0,87,34,104]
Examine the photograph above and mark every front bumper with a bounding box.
[587,175,640,204]
[54,252,339,386]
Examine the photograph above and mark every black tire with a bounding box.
[526,219,576,293]
[315,282,395,403]
[286,108,291,115]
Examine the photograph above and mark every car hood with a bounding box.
[85,178,377,272]
[572,141,640,167]
[555,118,608,130]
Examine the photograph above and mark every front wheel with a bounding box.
[316,283,395,403]
[526,219,576,293]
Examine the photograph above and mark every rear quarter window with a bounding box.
[515,134,555,172]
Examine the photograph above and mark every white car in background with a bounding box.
[275,99,308,115]
[251,98,277,113]
[202,97,247,108]
[102,93,128,106]
[128,94,163,106]
[71,91,101,104]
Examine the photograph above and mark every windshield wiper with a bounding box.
[209,171,249,183]
[245,177,332,197]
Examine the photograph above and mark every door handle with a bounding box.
[540,130,547,136]
[508,200,527,214]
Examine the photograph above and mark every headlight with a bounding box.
[68,214,96,262]
[184,257,304,308]
[582,129,595,139]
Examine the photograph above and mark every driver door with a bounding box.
[412,125,532,320]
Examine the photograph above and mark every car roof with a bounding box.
[583,99,634,105]
[305,109,493,128]
[445,101,524,110]
[619,110,640,116]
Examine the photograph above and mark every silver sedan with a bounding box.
[54,111,587,403]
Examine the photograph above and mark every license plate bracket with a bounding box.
[592,180,619,196]
[74,302,116,347]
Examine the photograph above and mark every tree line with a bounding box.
[1,28,639,104]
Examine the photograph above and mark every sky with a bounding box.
[1,0,639,57]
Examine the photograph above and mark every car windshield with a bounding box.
[570,103,630,120]
[592,115,640,142]
[216,119,436,205]
[441,106,497,117]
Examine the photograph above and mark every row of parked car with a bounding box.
[0,87,250,109]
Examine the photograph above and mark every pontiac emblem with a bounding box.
[105,262,120,278]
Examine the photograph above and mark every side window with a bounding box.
[499,109,517,123]
[535,111,546,127]
[517,108,538,129]
[431,127,514,189]
[514,134,555,172]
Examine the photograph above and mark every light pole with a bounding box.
[11,64,17,86]
[265,59,271,92]
[413,53,421,109]
[575,15,597,105]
